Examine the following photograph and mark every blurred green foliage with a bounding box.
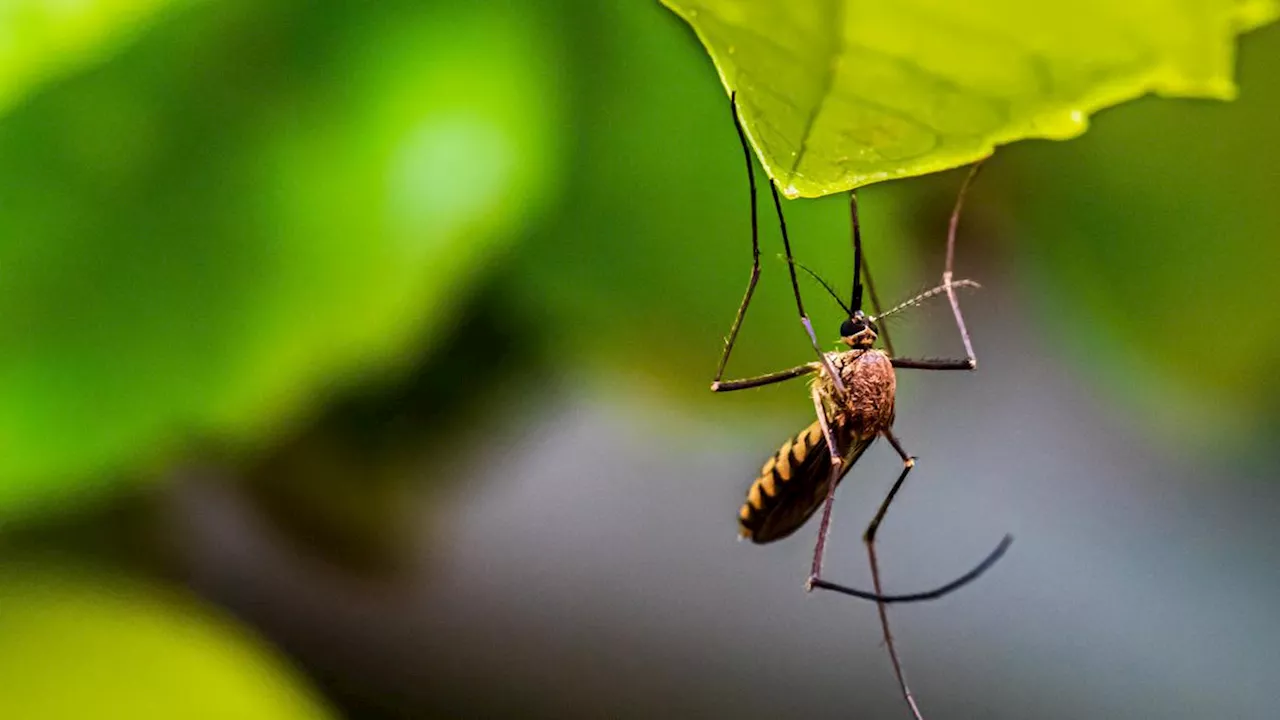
[0,0,189,116]
[1002,24,1280,437]
[0,564,332,719]
[0,0,560,516]
[663,0,1278,196]
[0,3,1278,716]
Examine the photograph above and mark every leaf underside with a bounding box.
[662,0,1279,197]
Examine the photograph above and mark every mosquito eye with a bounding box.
[839,319,857,337]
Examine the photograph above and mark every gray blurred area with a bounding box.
[174,270,1280,719]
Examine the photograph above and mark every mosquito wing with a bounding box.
[738,419,876,543]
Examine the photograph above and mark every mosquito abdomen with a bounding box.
[739,420,828,542]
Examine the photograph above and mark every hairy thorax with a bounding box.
[813,349,897,436]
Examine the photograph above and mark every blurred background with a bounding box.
[1,2,1279,718]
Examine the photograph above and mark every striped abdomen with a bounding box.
[738,419,874,543]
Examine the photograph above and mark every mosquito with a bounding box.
[712,93,1012,720]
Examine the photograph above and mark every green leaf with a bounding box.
[1002,22,1280,439]
[514,0,922,418]
[661,0,1279,197]
[0,2,561,516]
[0,0,190,116]
[0,565,334,719]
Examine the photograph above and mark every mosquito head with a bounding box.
[839,310,878,349]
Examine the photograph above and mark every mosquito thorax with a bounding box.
[839,312,878,349]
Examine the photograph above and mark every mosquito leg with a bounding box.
[860,247,895,357]
[865,427,923,720]
[891,357,974,371]
[844,190,897,357]
[939,162,985,369]
[711,362,818,392]
[943,162,985,289]
[712,92,763,386]
[810,385,842,466]
[803,388,1014,601]
[771,182,847,398]
[809,537,1011,603]
[885,164,986,373]
[939,277,978,370]
[713,92,843,395]
[806,385,844,584]
[866,429,914,549]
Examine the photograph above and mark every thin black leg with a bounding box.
[892,357,974,371]
[713,93,845,397]
[802,388,1008,605]
[712,93,763,386]
[849,190,896,357]
[861,254,895,357]
[771,182,847,397]
[711,363,817,392]
[807,385,845,584]
[866,428,924,720]
[867,429,914,544]
[805,425,1011,720]
[805,393,1013,605]
[808,537,1011,603]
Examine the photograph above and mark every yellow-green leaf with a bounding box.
[662,0,1279,197]
[0,0,190,116]
[0,566,334,720]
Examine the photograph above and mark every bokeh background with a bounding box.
[2,2,1279,718]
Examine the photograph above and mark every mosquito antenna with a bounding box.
[872,279,981,322]
[850,191,865,312]
[790,258,853,316]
